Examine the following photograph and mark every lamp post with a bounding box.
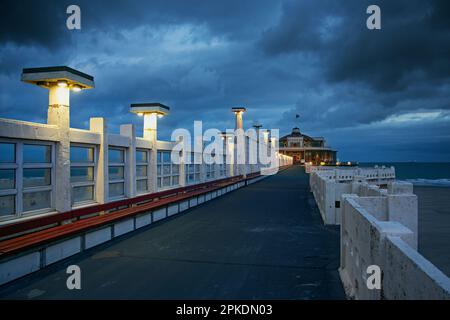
[131,103,170,142]
[131,103,170,193]
[231,107,246,177]
[21,66,94,212]
[221,131,234,177]
[253,121,262,173]
[231,107,246,130]
[252,121,262,131]
[21,66,94,127]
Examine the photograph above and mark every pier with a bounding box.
[1,66,450,300]
[0,166,345,299]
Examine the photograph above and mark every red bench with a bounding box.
[0,175,247,258]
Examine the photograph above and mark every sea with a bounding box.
[359,162,450,187]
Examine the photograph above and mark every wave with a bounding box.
[403,179,450,187]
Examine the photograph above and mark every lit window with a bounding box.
[109,148,124,163]
[136,149,149,194]
[73,185,94,203]
[23,168,51,188]
[22,143,53,214]
[23,144,51,163]
[109,182,125,198]
[1,141,55,220]
[109,147,126,198]
[0,143,15,163]
[185,152,201,185]
[220,154,227,177]
[0,169,15,190]
[109,166,124,180]
[23,191,51,212]
[0,143,16,217]
[70,145,96,205]
[157,150,180,189]
[0,195,15,217]
[205,153,218,180]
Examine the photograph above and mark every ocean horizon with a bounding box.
[359,162,450,187]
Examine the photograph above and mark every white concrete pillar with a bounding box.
[130,104,169,193]
[148,144,157,194]
[387,182,418,249]
[225,135,234,177]
[235,130,246,178]
[90,118,108,204]
[179,149,186,187]
[201,154,207,182]
[253,124,262,173]
[21,67,95,210]
[235,112,243,130]
[143,113,158,142]
[47,85,71,212]
[200,149,206,183]
[120,124,136,198]
[173,135,186,187]
[48,85,70,109]
[141,115,158,194]
[232,108,246,178]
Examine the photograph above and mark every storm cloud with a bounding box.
[1,0,449,161]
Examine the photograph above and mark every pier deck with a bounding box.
[0,166,345,299]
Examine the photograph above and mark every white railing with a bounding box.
[308,165,450,299]
[340,192,450,300]
[309,166,396,225]
[307,165,395,182]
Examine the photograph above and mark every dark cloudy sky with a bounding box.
[1,0,449,162]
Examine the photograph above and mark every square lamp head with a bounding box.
[21,66,95,91]
[253,121,262,129]
[130,103,170,118]
[231,107,246,114]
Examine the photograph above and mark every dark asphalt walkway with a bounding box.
[0,166,345,299]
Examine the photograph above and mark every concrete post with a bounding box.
[235,111,243,130]
[232,108,246,178]
[130,103,169,193]
[235,131,246,179]
[120,124,136,198]
[223,135,228,177]
[387,182,418,249]
[179,149,186,187]
[253,123,262,173]
[225,135,234,177]
[47,85,71,212]
[173,135,186,187]
[21,67,95,211]
[149,144,157,194]
[200,149,206,183]
[143,113,157,142]
[90,118,108,204]
[142,114,158,194]
[201,153,207,182]
[245,136,249,175]
[231,139,237,177]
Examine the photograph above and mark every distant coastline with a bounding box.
[405,179,450,187]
